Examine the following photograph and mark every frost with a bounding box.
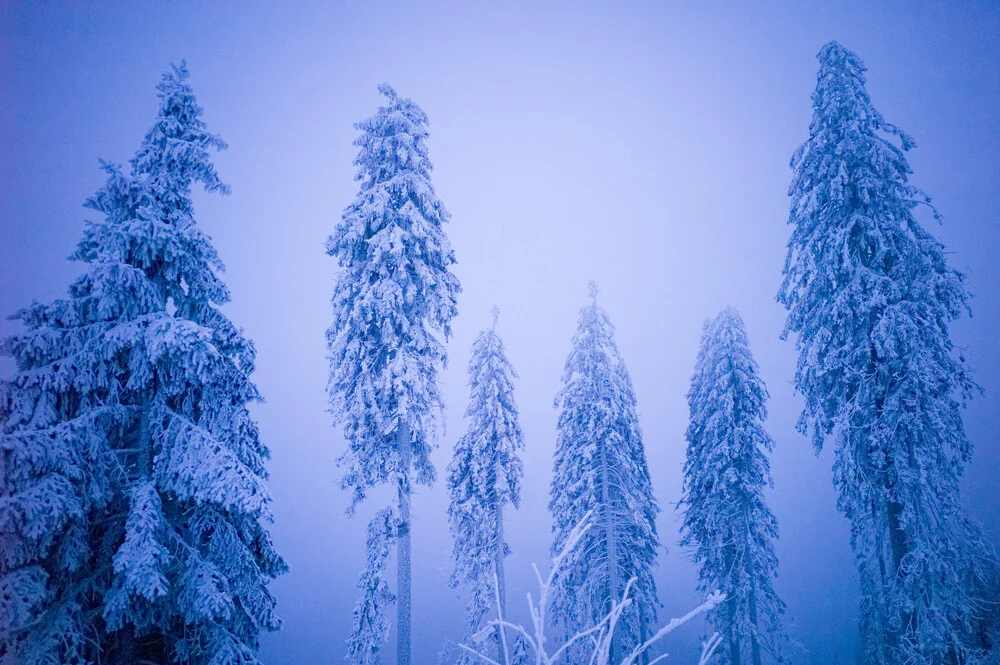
[447,309,524,664]
[457,513,724,665]
[0,62,284,664]
[679,308,787,664]
[549,284,660,663]
[327,83,460,665]
[778,41,994,665]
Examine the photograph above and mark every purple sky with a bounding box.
[2,3,998,663]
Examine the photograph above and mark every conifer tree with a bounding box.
[326,83,460,665]
[680,308,785,665]
[0,63,285,665]
[779,41,992,665]
[549,283,659,664]
[447,308,524,665]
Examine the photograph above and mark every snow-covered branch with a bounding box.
[459,513,724,665]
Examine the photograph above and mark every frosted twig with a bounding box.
[459,512,723,665]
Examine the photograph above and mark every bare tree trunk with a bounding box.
[397,423,412,665]
[494,501,509,665]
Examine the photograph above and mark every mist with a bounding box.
[2,3,998,664]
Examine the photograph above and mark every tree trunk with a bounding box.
[397,423,412,665]
[729,632,742,665]
[116,626,136,665]
[599,437,621,665]
[886,494,916,647]
[494,501,509,665]
[117,404,152,664]
[137,404,151,479]
[638,619,650,665]
[748,580,762,665]
[886,499,907,578]
[871,364,913,654]
[724,547,741,665]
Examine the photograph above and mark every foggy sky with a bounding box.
[2,3,998,664]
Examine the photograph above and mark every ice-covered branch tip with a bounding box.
[458,511,724,665]
[620,591,726,665]
[491,305,500,329]
[697,633,724,665]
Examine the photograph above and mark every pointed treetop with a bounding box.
[718,305,743,327]
[129,60,229,197]
[587,280,600,304]
[817,40,865,70]
[708,306,752,353]
[377,82,398,101]
[491,305,500,330]
[819,39,844,55]
[154,60,208,118]
[167,59,189,83]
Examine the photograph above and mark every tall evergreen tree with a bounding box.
[447,307,524,665]
[0,63,285,665]
[549,283,659,664]
[779,41,992,665]
[327,83,460,665]
[679,308,786,665]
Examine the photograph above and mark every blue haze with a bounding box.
[1,3,998,664]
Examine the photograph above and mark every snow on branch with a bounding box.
[456,512,725,665]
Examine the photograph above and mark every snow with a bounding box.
[778,41,992,665]
[549,284,660,663]
[326,83,460,665]
[0,62,284,665]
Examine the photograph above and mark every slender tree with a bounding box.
[447,307,525,665]
[680,308,786,665]
[779,41,992,665]
[549,283,659,664]
[327,83,461,665]
[0,63,285,665]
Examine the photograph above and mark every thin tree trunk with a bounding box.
[494,501,509,665]
[0,434,6,495]
[886,495,916,645]
[748,580,762,665]
[879,370,913,644]
[397,423,412,665]
[118,405,151,665]
[724,547,741,665]
[886,499,907,578]
[137,403,151,479]
[638,618,649,665]
[117,626,137,665]
[868,368,911,657]
[599,437,620,665]
[729,632,741,665]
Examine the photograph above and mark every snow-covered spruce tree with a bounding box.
[0,62,285,665]
[447,307,524,665]
[679,308,786,665]
[327,83,460,665]
[549,283,659,665]
[779,41,992,665]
